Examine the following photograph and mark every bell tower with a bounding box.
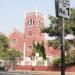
[24,10,45,40]
[24,10,45,56]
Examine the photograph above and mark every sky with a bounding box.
[0,0,75,35]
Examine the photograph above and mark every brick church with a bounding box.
[8,10,60,58]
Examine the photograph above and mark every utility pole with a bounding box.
[61,17,65,75]
[55,0,70,75]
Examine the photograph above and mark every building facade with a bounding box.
[8,11,45,56]
[8,10,60,59]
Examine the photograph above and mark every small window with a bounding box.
[30,19,32,26]
[28,18,34,26]
[12,39,16,45]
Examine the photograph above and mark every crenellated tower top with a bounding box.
[24,9,45,39]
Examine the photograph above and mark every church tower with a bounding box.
[24,10,45,56]
[24,10,45,39]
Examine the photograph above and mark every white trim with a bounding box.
[24,10,26,19]
[23,43,26,63]
[35,9,37,17]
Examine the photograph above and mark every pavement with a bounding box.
[0,70,75,75]
[17,71,75,75]
[0,71,33,75]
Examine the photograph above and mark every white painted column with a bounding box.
[24,10,26,19]
[24,10,26,36]
[35,8,37,17]
[23,43,26,64]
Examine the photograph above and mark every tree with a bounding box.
[41,8,75,50]
[0,34,9,59]
[0,34,22,70]
[53,50,75,67]
[41,8,75,66]
[48,39,60,49]
[42,8,75,37]
[5,48,22,70]
[32,41,46,59]
[5,48,22,60]
[0,34,22,59]
[0,34,9,52]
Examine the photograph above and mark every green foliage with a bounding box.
[65,50,75,66]
[0,34,9,51]
[47,39,70,51]
[64,8,75,35]
[41,16,62,37]
[0,34,9,59]
[5,49,22,70]
[48,40,60,49]
[32,41,37,55]
[0,50,6,59]
[42,8,75,37]
[41,8,75,51]
[0,34,22,61]
[0,34,22,70]
[32,41,46,59]
[64,40,71,51]
[53,50,75,67]
[5,48,22,60]
[53,57,61,67]
[42,8,75,67]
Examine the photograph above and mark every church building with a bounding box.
[8,10,60,59]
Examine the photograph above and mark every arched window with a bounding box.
[27,46,32,51]
[12,39,16,45]
[30,19,32,26]
[32,19,34,25]
[28,18,34,26]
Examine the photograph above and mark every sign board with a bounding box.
[55,0,70,18]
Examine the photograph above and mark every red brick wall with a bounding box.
[8,12,45,57]
[8,31,25,53]
[24,12,44,38]
[65,66,75,72]
[16,66,51,71]
[16,65,75,72]
[8,11,60,57]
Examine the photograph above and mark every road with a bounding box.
[0,71,38,75]
[0,71,75,75]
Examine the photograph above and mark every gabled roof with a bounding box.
[8,28,25,39]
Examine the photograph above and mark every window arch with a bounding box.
[12,39,16,45]
[28,18,34,26]
[27,46,32,51]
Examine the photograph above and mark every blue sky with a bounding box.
[0,0,75,35]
